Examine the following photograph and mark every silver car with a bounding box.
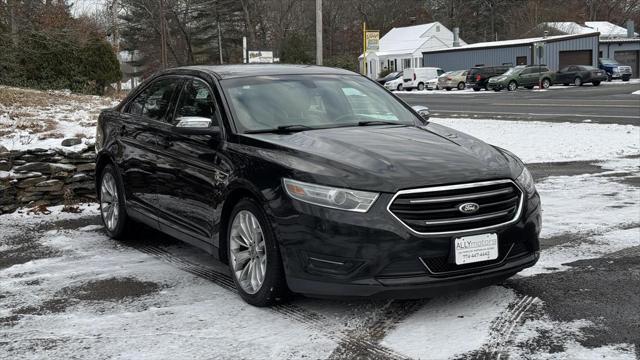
[438,70,468,91]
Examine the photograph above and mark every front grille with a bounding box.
[388,180,523,234]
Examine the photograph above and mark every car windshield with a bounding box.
[222,75,418,133]
[600,58,618,65]
[502,66,524,75]
[384,71,401,80]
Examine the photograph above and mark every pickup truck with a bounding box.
[598,58,632,81]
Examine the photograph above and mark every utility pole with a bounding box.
[159,0,168,69]
[217,14,224,64]
[111,0,121,92]
[316,0,322,65]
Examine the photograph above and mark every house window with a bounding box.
[403,59,411,69]
[394,59,397,71]
[516,56,527,65]
[436,25,440,32]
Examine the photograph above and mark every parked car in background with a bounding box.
[555,65,607,86]
[376,71,402,85]
[598,58,632,81]
[426,77,439,90]
[403,67,444,91]
[95,64,541,307]
[384,76,404,91]
[438,70,468,91]
[466,65,511,91]
[487,65,555,91]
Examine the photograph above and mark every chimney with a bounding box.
[453,27,460,47]
[627,20,635,38]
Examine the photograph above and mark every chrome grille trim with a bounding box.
[387,179,524,236]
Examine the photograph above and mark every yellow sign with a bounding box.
[365,31,379,51]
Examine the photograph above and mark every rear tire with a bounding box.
[457,82,465,90]
[99,164,130,239]
[622,77,630,82]
[227,198,288,307]
[592,81,601,86]
[562,83,570,86]
[417,82,425,91]
[397,84,403,91]
[445,87,451,91]
[473,87,480,92]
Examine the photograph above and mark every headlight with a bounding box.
[516,167,536,197]
[283,178,379,213]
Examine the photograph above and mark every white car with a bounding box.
[402,67,445,91]
[426,77,439,90]
[384,77,404,91]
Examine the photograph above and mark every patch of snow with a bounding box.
[431,118,640,163]
[523,228,640,276]
[632,90,640,95]
[382,286,517,359]
[507,317,636,360]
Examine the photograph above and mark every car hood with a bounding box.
[241,124,521,193]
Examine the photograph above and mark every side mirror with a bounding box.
[174,116,219,136]
[411,105,430,122]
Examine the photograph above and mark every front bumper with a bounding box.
[487,82,505,90]
[270,188,542,298]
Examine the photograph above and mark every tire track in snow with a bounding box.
[472,294,539,360]
[132,244,410,360]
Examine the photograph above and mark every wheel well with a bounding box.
[218,188,259,264]
[94,154,114,198]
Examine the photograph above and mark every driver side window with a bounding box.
[127,78,178,122]
[174,79,218,126]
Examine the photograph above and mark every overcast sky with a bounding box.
[71,0,104,16]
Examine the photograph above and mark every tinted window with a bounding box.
[128,78,178,121]
[437,69,445,76]
[468,68,481,75]
[520,68,533,75]
[559,67,571,72]
[174,79,217,125]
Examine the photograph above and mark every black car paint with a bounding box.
[466,65,511,90]
[555,65,607,85]
[96,65,541,298]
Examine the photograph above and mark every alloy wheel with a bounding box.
[542,79,550,89]
[508,81,517,91]
[230,210,267,294]
[574,77,582,86]
[100,172,120,232]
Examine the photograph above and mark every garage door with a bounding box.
[614,50,639,78]
[559,50,592,69]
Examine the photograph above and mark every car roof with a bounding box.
[161,64,358,80]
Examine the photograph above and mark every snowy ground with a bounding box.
[1,88,639,359]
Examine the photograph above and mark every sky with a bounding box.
[71,0,104,16]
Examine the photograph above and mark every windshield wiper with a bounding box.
[357,120,403,126]
[245,124,315,134]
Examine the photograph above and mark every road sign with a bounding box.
[365,31,379,51]
[248,51,274,63]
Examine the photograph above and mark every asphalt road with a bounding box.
[396,82,640,125]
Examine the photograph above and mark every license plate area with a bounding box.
[454,234,498,265]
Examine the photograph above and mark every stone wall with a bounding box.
[0,143,96,214]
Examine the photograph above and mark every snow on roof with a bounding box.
[423,32,599,53]
[584,21,638,38]
[542,22,594,34]
[360,22,466,58]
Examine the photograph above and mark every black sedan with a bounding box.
[95,64,541,306]
[376,71,401,85]
[555,65,608,86]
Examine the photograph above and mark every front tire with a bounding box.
[473,87,481,92]
[227,198,288,307]
[592,81,601,86]
[574,77,583,86]
[99,164,130,239]
[397,84,403,91]
[507,81,517,91]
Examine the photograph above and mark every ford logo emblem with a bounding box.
[458,202,480,214]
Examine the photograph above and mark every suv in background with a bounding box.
[598,58,632,81]
[466,65,511,91]
[487,65,555,91]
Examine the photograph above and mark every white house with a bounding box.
[358,22,466,79]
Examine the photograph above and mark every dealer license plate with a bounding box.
[454,234,498,265]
